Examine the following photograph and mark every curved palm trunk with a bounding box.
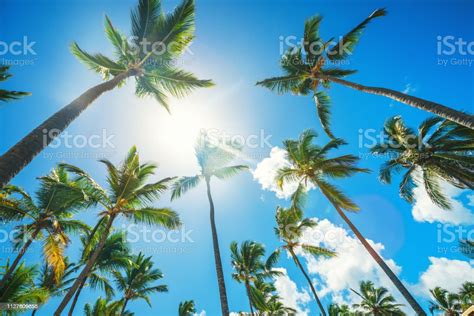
[329,201,426,316]
[120,297,129,316]
[322,75,474,129]
[245,280,255,316]
[68,276,87,316]
[54,214,116,316]
[205,177,230,316]
[0,227,40,293]
[31,308,38,316]
[289,249,326,316]
[0,70,137,188]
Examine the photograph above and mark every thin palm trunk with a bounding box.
[289,248,326,316]
[0,227,40,292]
[0,70,138,188]
[54,214,116,316]
[328,200,426,316]
[205,178,230,316]
[68,276,87,316]
[31,308,38,316]
[120,297,129,316]
[245,280,255,316]
[322,75,474,129]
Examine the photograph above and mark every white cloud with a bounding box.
[411,173,474,225]
[273,268,311,315]
[194,311,206,316]
[296,218,408,309]
[415,257,474,297]
[402,83,416,94]
[252,147,299,199]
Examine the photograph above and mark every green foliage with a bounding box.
[179,300,196,316]
[372,116,474,209]
[0,65,30,102]
[352,280,405,315]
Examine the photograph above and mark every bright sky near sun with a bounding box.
[0,0,473,315]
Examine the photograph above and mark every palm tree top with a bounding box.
[256,9,386,137]
[352,280,405,315]
[178,300,196,316]
[0,65,31,102]
[71,0,214,112]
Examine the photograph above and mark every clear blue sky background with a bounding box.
[0,0,473,315]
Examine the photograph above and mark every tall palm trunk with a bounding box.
[54,214,116,316]
[120,297,129,316]
[0,227,40,292]
[322,75,474,129]
[328,200,426,316]
[68,276,88,316]
[0,69,138,188]
[205,177,230,316]
[289,248,326,316]
[245,280,255,316]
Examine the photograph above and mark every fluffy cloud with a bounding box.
[296,218,406,307]
[273,268,311,315]
[415,257,474,297]
[411,175,474,225]
[252,147,298,199]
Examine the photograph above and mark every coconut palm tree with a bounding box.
[328,303,354,316]
[171,134,249,315]
[266,185,335,316]
[230,240,280,315]
[0,167,91,291]
[67,232,132,316]
[249,280,296,315]
[0,65,30,102]
[256,9,473,137]
[179,300,196,316]
[54,146,180,315]
[351,281,405,315]
[429,287,461,316]
[458,282,474,312]
[113,252,168,315]
[31,258,76,316]
[276,130,426,315]
[372,116,473,209]
[0,263,49,315]
[84,298,132,316]
[0,0,214,188]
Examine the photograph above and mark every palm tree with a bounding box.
[67,232,132,316]
[249,280,296,315]
[0,65,30,102]
[372,116,473,209]
[429,287,461,316]
[0,167,90,291]
[351,281,405,315]
[0,0,213,188]
[256,9,473,136]
[179,300,196,316]
[275,130,426,315]
[230,240,280,315]
[0,263,49,315]
[266,185,335,316]
[458,282,474,312]
[84,298,131,316]
[328,303,354,316]
[32,258,76,316]
[54,146,181,315]
[113,252,168,315]
[171,134,249,315]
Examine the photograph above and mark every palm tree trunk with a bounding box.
[289,249,326,316]
[0,227,40,292]
[245,280,255,316]
[0,69,138,188]
[329,201,426,316]
[205,177,230,316]
[120,297,129,316]
[322,75,474,129]
[54,214,116,316]
[68,275,88,316]
[31,308,38,316]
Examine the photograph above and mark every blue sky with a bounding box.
[1,0,473,315]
